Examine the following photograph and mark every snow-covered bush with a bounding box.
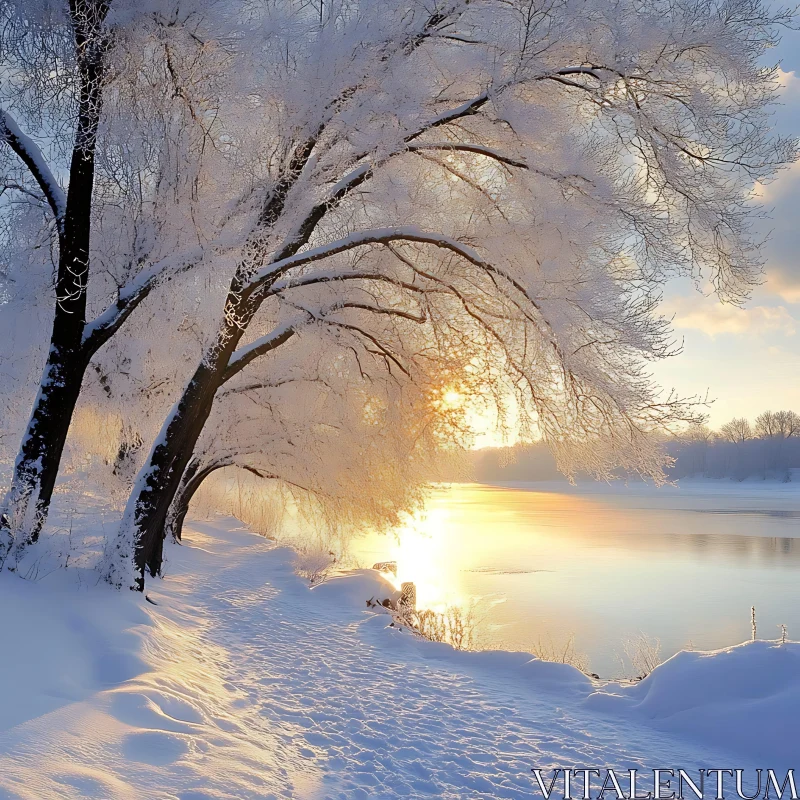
[623,632,663,679]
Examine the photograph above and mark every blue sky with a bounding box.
[652,24,800,428]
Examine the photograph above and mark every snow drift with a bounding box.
[0,518,795,799]
[587,641,800,765]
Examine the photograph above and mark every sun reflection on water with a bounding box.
[382,505,467,609]
[350,482,800,676]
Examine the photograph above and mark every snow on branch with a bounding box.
[269,63,602,274]
[254,225,555,348]
[408,92,490,139]
[267,65,615,268]
[405,142,528,168]
[217,376,332,399]
[250,226,490,289]
[265,89,507,268]
[82,246,205,352]
[268,270,425,296]
[323,301,427,325]
[223,296,426,385]
[222,319,301,382]
[390,67,599,152]
[0,108,66,225]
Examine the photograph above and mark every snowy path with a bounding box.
[0,519,792,799]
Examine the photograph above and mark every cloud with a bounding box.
[764,273,800,304]
[757,162,800,302]
[748,41,800,302]
[776,67,797,90]
[663,295,797,337]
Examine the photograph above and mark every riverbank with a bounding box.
[488,476,800,507]
[0,516,796,798]
[348,482,800,676]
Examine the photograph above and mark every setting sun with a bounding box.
[441,390,463,409]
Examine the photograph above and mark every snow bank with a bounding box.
[587,641,800,764]
[0,518,794,799]
[312,565,593,695]
[0,569,151,732]
[311,568,400,609]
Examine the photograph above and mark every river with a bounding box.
[348,481,800,677]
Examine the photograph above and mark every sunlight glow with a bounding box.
[380,506,467,609]
[441,390,463,409]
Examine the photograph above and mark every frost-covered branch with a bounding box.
[406,143,528,169]
[268,270,426,296]
[82,246,206,353]
[0,109,66,225]
[249,226,491,289]
[222,320,301,382]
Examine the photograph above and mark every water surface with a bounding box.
[349,482,800,676]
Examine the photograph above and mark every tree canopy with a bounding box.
[0,0,795,587]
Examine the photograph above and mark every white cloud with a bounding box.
[776,67,798,90]
[663,296,797,337]
[765,274,800,305]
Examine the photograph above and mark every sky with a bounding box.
[651,25,800,428]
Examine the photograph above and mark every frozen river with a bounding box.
[350,481,800,677]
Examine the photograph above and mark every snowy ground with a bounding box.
[0,517,796,799]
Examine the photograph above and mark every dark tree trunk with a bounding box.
[119,123,324,589]
[166,459,224,544]
[122,355,239,590]
[0,352,88,564]
[0,0,108,566]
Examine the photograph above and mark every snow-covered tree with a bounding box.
[91,0,795,589]
[68,278,471,575]
[162,344,464,551]
[0,0,262,565]
[753,409,800,471]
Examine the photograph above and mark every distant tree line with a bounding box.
[473,410,800,484]
[669,411,800,481]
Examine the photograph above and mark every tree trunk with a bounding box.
[111,124,319,589]
[106,358,232,591]
[0,350,87,566]
[0,0,107,566]
[110,262,270,590]
[136,376,218,588]
[165,459,224,544]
